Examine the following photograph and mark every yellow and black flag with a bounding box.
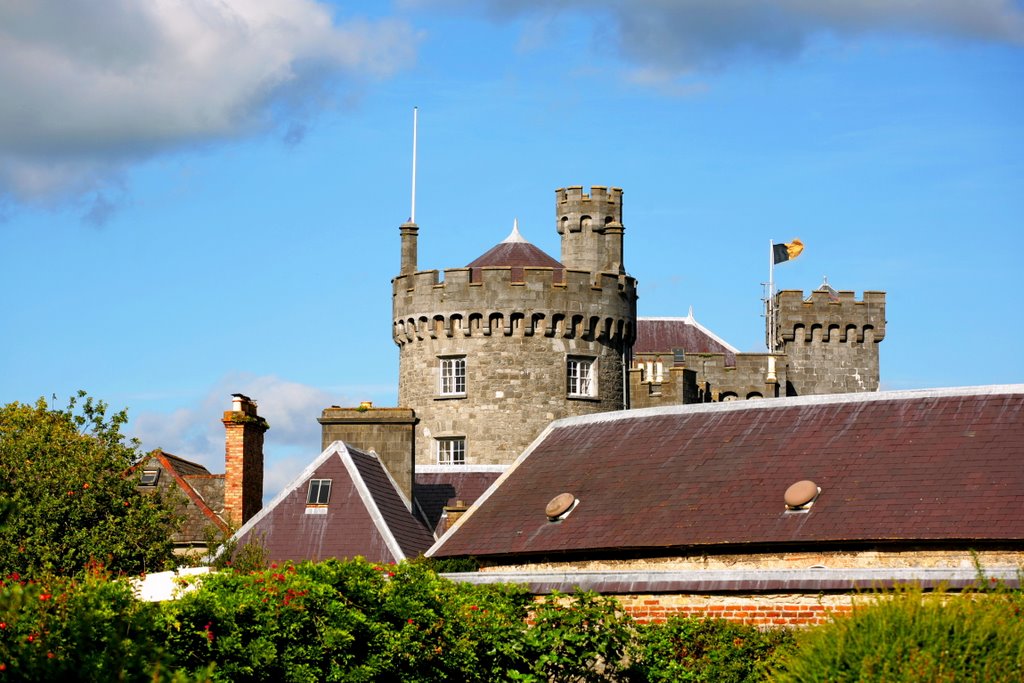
[773,239,804,264]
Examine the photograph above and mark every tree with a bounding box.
[0,391,181,577]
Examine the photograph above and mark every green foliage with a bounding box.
[0,565,212,682]
[0,392,181,577]
[631,615,794,682]
[772,584,1024,682]
[515,590,636,683]
[161,558,538,682]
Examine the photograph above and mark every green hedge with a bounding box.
[3,559,1022,682]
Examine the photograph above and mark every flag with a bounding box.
[773,239,804,264]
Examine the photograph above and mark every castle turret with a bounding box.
[556,186,625,275]
[773,287,886,395]
[393,207,637,466]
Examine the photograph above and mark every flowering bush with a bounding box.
[0,566,202,681]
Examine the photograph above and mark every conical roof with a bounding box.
[466,220,563,270]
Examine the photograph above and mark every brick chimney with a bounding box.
[222,394,269,527]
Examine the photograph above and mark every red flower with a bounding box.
[82,483,90,489]
[47,652,55,659]
[0,663,6,671]
[0,622,6,629]
[469,605,479,611]
[27,635,34,642]
[39,593,51,601]
[407,618,414,624]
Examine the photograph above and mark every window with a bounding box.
[139,469,160,486]
[306,479,332,505]
[567,356,596,397]
[436,437,466,465]
[439,356,466,396]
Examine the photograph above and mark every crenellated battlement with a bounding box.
[392,265,636,347]
[775,289,886,345]
[556,185,625,274]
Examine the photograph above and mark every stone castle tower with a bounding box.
[322,183,885,487]
[390,186,637,466]
[772,287,886,395]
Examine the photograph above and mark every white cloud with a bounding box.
[130,373,338,473]
[424,0,1024,78]
[0,0,418,208]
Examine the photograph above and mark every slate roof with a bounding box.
[232,442,435,564]
[131,450,227,542]
[634,315,739,364]
[430,385,1024,560]
[414,465,506,536]
[466,221,564,282]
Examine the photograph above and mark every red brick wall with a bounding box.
[613,594,856,627]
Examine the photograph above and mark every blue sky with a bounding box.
[2,1,1022,497]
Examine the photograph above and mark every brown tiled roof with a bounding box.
[132,450,227,542]
[414,467,505,535]
[233,443,434,564]
[350,448,436,558]
[634,317,738,364]
[431,386,1024,560]
[466,224,563,283]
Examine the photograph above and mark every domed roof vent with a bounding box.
[784,480,821,512]
[467,220,564,283]
[545,492,578,522]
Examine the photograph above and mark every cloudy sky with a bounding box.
[2,0,1022,498]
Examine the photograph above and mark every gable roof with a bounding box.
[430,385,1024,560]
[132,449,227,539]
[232,442,434,564]
[635,315,739,363]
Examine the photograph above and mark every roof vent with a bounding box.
[545,492,578,521]
[784,480,820,511]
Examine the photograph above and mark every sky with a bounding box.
[2,0,1022,499]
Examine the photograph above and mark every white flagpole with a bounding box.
[410,106,418,223]
[768,240,775,351]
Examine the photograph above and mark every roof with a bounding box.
[414,465,506,536]
[430,385,1024,560]
[466,220,563,282]
[232,442,435,564]
[634,315,739,364]
[132,450,227,540]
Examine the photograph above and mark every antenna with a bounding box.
[410,106,418,223]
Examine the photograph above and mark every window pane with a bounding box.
[439,357,466,395]
[567,358,595,397]
[307,479,332,504]
[437,438,466,465]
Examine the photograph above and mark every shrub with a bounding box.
[515,590,637,683]
[631,615,794,682]
[0,566,201,681]
[161,558,538,682]
[772,584,1024,682]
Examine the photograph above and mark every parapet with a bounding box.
[391,265,636,347]
[555,185,623,232]
[775,290,886,344]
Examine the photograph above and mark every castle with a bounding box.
[321,185,886,493]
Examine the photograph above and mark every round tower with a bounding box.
[556,185,625,275]
[393,197,637,467]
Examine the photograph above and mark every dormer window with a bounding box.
[139,470,160,486]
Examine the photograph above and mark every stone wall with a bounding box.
[318,406,417,501]
[774,290,886,396]
[393,266,636,465]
